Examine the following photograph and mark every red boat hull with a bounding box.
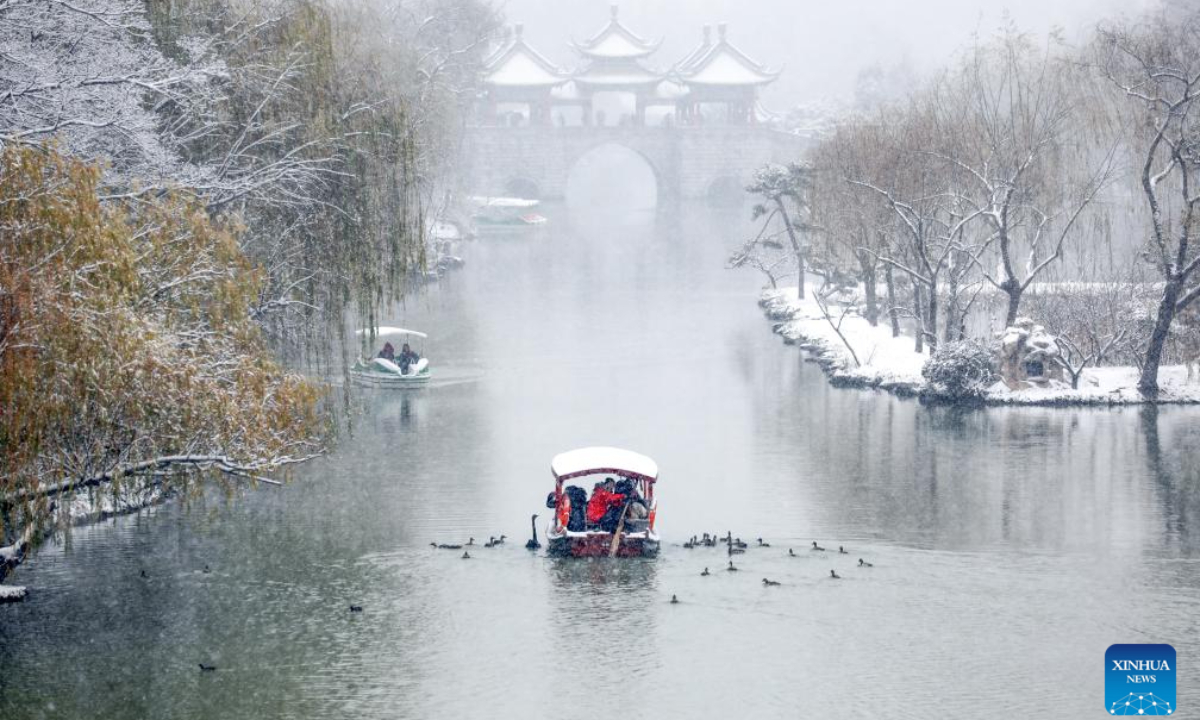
[547,534,659,558]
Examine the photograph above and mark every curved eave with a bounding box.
[573,77,665,89]
[485,78,569,89]
[570,37,662,60]
[682,75,780,88]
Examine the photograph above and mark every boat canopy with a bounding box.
[356,326,428,339]
[551,447,659,483]
[469,196,540,209]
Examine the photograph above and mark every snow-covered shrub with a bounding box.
[921,340,997,398]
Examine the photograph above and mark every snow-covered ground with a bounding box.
[759,287,1200,405]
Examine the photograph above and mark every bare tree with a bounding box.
[1096,11,1200,397]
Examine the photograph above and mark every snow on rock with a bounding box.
[0,585,28,603]
[996,318,1068,389]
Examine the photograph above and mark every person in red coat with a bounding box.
[586,479,627,531]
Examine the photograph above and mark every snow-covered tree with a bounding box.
[1095,9,1200,397]
[745,163,813,298]
[0,145,326,556]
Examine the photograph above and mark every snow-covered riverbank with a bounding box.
[759,287,1200,405]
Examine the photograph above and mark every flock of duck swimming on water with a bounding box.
[428,524,878,608]
[429,514,544,559]
[668,532,876,605]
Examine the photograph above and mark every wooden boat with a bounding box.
[545,447,660,558]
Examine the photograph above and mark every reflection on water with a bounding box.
[2,205,1199,719]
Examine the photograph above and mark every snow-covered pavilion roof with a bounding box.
[674,25,713,74]
[483,25,568,88]
[551,447,659,483]
[570,5,660,60]
[572,63,664,89]
[674,23,780,87]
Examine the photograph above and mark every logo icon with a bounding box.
[1106,644,1176,715]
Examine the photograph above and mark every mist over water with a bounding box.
[567,145,659,210]
[3,199,1199,718]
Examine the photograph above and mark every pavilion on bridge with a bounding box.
[478,5,780,128]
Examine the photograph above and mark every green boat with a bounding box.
[351,327,431,388]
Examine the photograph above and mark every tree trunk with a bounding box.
[912,282,924,354]
[926,276,939,352]
[885,264,900,338]
[775,198,804,299]
[944,261,959,344]
[1002,280,1023,328]
[1138,281,1181,398]
[858,250,878,326]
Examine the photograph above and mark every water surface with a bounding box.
[2,205,1199,719]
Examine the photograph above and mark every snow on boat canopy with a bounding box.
[551,446,659,482]
[469,196,540,209]
[355,326,428,339]
[468,196,548,227]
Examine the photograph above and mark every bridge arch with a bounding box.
[460,126,810,203]
[705,175,745,205]
[502,176,542,199]
[564,141,662,208]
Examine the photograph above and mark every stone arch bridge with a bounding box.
[461,126,810,203]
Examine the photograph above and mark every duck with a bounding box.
[726,560,739,572]
[525,514,541,550]
[762,578,781,586]
[732,537,748,549]
[756,538,770,547]
[467,537,475,546]
[670,594,680,604]
[349,605,363,613]
[788,548,797,557]
[461,551,471,559]
[829,569,841,579]
[485,537,496,548]
[838,546,849,554]
[202,565,211,573]
[683,539,696,549]
[858,558,873,568]
[431,543,463,550]
[140,569,148,578]
[811,541,825,552]
[494,535,507,545]
[701,567,710,576]
[198,664,217,672]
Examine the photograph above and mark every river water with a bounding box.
[2,204,1199,719]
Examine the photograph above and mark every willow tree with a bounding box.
[935,29,1117,328]
[0,146,326,568]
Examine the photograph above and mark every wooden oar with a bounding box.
[609,502,631,558]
